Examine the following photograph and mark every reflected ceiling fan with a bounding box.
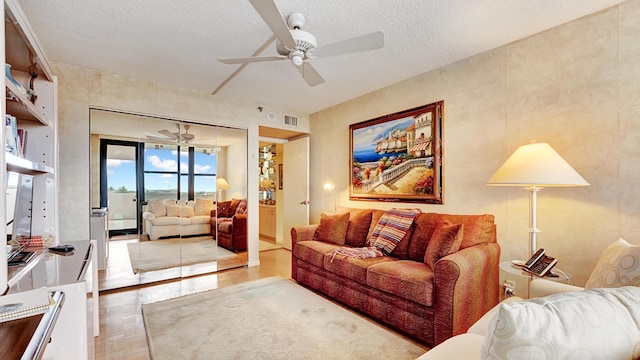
[214,0,384,94]
[146,124,196,144]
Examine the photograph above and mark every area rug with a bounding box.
[127,236,237,273]
[142,277,426,359]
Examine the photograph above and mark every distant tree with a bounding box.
[108,186,115,192]
[116,186,128,193]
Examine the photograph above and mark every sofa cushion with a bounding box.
[235,199,248,215]
[228,198,242,215]
[293,240,341,269]
[189,215,211,225]
[366,210,386,240]
[482,287,640,360]
[408,213,441,262]
[313,212,350,245]
[437,214,494,249]
[166,205,195,218]
[324,254,396,285]
[344,209,372,247]
[147,199,167,217]
[194,199,214,216]
[149,216,191,226]
[585,238,640,289]
[367,260,435,306]
[179,199,189,206]
[416,333,484,360]
[424,222,463,269]
[217,201,231,217]
[218,219,233,234]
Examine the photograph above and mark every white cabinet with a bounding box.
[1,0,58,292]
[259,204,276,240]
[9,240,97,359]
[90,209,109,270]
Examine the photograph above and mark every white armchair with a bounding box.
[418,238,640,360]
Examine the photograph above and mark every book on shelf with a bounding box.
[4,114,28,158]
[17,128,27,158]
[0,287,55,323]
[5,114,17,155]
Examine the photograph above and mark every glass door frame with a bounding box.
[99,138,145,236]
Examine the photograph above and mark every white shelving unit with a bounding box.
[1,0,58,296]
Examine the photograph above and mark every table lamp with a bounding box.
[486,141,589,261]
[216,178,231,203]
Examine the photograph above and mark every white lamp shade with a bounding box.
[216,178,231,190]
[486,142,589,187]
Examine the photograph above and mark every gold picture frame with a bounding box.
[349,101,444,204]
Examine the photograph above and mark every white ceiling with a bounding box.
[18,0,625,115]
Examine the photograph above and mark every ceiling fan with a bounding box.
[214,0,384,93]
[146,124,196,144]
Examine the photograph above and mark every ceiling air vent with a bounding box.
[283,114,298,127]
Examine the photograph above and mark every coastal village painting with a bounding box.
[349,101,443,203]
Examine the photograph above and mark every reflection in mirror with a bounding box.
[5,172,34,249]
[90,109,248,291]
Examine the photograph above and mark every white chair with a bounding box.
[417,238,640,359]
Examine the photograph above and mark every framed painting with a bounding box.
[349,100,444,204]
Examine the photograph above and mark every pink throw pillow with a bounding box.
[313,212,350,245]
[424,222,464,269]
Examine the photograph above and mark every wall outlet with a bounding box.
[503,280,516,295]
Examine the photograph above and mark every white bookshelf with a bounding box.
[2,0,58,297]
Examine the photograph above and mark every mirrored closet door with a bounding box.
[90,109,248,291]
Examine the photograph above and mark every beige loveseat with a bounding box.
[419,238,640,359]
[142,199,214,240]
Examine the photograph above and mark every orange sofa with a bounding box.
[291,207,500,347]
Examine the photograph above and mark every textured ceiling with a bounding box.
[18,0,625,115]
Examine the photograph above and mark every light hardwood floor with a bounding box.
[94,248,292,360]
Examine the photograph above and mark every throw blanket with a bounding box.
[329,246,384,261]
[368,208,421,254]
[329,208,421,261]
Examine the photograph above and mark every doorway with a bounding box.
[100,140,142,236]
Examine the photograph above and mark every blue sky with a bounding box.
[107,148,217,192]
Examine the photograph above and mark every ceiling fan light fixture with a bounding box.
[290,52,304,66]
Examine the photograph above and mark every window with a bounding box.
[143,143,217,201]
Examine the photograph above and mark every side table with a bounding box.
[499,261,573,299]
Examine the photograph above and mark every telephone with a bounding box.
[521,248,558,277]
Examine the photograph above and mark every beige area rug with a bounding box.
[142,277,426,360]
[127,236,238,273]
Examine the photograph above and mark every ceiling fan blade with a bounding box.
[248,0,297,50]
[296,62,325,87]
[219,55,286,65]
[158,129,179,139]
[312,31,384,58]
[213,36,276,95]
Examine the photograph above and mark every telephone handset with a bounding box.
[521,248,558,277]
[524,248,545,268]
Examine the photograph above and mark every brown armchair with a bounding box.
[210,198,247,252]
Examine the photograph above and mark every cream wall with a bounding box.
[309,2,640,286]
[54,62,309,267]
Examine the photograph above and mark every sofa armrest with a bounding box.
[529,278,584,298]
[291,224,318,245]
[143,211,156,221]
[432,242,500,346]
[210,209,218,218]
